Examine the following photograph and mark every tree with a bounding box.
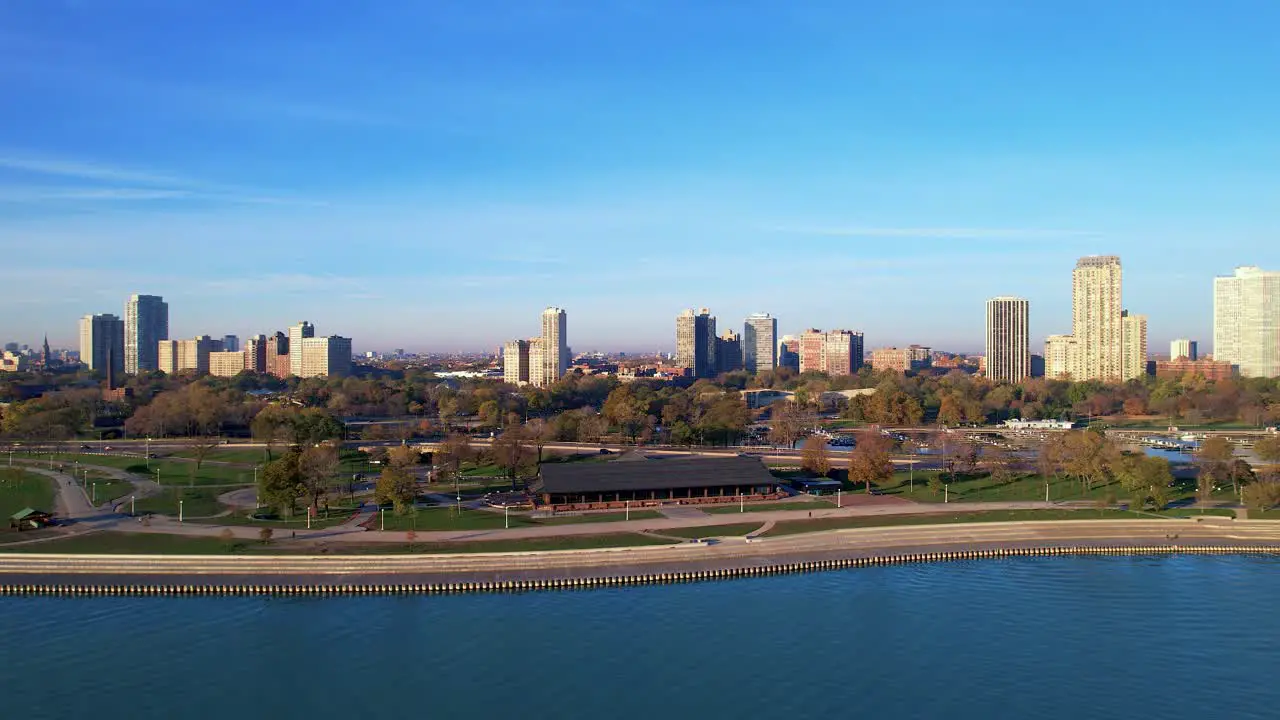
[1253,435,1280,466]
[603,386,650,443]
[848,432,894,494]
[981,444,1018,485]
[186,435,221,473]
[768,401,805,449]
[219,528,235,547]
[1196,436,1236,495]
[492,426,531,479]
[258,527,274,545]
[1242,479,1280,511]
[800,435,831,477]
[375,465,418,514]
[526,418,551,463]
[250,405,291,460]
[298,444,339,514]
[577,410,606,444]
[258,449,304,517]
[1114,453,1173,510]
[436,433,473,484]
[1060,430,1117,493]
[386,445,421,469]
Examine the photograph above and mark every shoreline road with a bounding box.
[2,520,1279,587]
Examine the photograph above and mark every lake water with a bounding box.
[3,555,1279,720]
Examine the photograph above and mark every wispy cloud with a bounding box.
[772,226,1100,240]
[0,151,321,206]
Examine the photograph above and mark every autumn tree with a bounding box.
[492,426,532,479]
[1196,436,1236,494]
[768,401,806,449]
[1115,453,1173,510]
[1060,430,1117,493]
[800,435,832,477]
[436,433,473,484]
[375,465,418,514]
[250,404,291,460]
[298,444,339,514]
[1254,435,1280,466]
[848,432,894,493]
[386,445,421,469]
[981,444,1018,485]
[1242,479,1280,511]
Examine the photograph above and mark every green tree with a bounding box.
[492,426,531,479]
[250,405,291,460]
[258,449,304,517]
[1253,435,1280,465]
[298,444,339,513]
[1115,453,1173,510]
[375,465,418,514]
[1242,480,1280,511]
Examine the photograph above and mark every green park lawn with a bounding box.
[6,532,252,554]
[539,510,663,525]
[0,468,56,519]
[23,452,256,486]
[763,509,1148,537]
[373,506,664,532]
[169,447,271,464]
[191,505,361,530]
[1153,507,1237,518]
[704,499,837,515]
[132,487,232,519]
[659,522,766,539]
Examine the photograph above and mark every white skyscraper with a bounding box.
[984,297,1030,384]
[1044,334,1079,380]
[1072,256,1124,381]
[1170,339,1198,361]
[539,307,569,386]
[503,339,531,385]
[1121,311,1148,381]
[1214,266,1280,377]
[79,313,124,377]
[288,321,315,377]
[124,294,168,374]
[743,313,777,374]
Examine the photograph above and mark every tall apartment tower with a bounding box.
[79,313,125,378]
[244,334,268,373]
[503,339,531,385]
[675,308,717,378]
[1170,339,1198,361]
[742,313,777,374]
[799,329,864,376]
[299,336,353,378]
[540,307,569,385]
[265,332,290,378]
[124,294,168,374]
[1071,256,1124,381]
[221,335,240,353]
[984,297,1030,384]
[717,331,742,373]
[1044,334,1079,380]
[1121,311,1149,381]
[1214,266,1280,377]
[288,321,315,377]
[778,335,800,371]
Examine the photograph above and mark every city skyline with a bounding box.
[3,3,1279,351]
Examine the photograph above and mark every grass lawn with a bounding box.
[659,522,766,539]
[22,453,256,487]
[0,468,56,518]
[89,479,135,505]
[539,510,664,525]
[169,447,270,464]
[6,532,252,554]
[133,486,234,519]
[1151,507,1237,518]
[191,506,361,530]
[704,499,837,515]
[764,509,1147,536]
[1251,508,1280,519]
[375,506,540,531]
[6,531,673,554]
[460,463,504,477]
[877,470,1162,504]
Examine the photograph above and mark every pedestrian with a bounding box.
[808,511,813,518]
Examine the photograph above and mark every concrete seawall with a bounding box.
[3,519,1279,595]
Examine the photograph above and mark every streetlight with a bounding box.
[380,507,385,531]
[739,493,745,513]
[837,488,842,508]
[131,495,136,516]
[504,505,509,529]
[179,499,184,523]
[145,437,151,469]
[155,468,161,487]
[92,482,96,504]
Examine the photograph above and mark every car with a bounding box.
[80,444,92,450]
[103,445,114,451]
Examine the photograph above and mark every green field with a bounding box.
[0,468,56,519]
[21,453,257,487]
[704,499,837,515]
[89,479,135,505]
[132,487,229,519]
[169,447,271,464]
[5,531,673,555]
[373,506,664,531]
[190,506,361,530]
[1152,507,1237,518]
[539,510,663,525]
[763,509,1147,536]
[659,522,766,539]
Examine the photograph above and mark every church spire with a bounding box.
[42,334,52,366]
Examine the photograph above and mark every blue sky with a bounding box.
[2,1,1278,354]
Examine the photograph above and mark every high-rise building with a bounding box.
[157,336,215,375]
[265,332,290,378]
[1044,334,1079,380]
[1170,339,1198,361]
[124,294,168,374]
[540,307,569,385]
[299,336,352,378]
[1214,266,1280,377]
[1071,256,1124,381]
[1121,311,1148,381]
[288,322,315,377]
[244,334,268,373]
[799,329,864,376]
[503,339,531,385]
[675,308,717,378]
[985,297,1030,384]
[209,351,247,378]
[871,347,929,373]
[717,331,742,373]
[742,313,777,374]
[778,335,800,371]
[221,335,240,353]
[79,313,124,378]
[528,338,546,387]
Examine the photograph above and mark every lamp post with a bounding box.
[625,500,631,521]
[92,482,96,504]
[504,505,509,529]
[380,507,385,531]
[155,468,161,487]
[739,493,745,513]
[130,495,135,516]
[145,437,151,469]
[179,499,184,523]
[837,488,842,508]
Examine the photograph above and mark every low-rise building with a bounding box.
[0,351,26,372]
[1155,358,1236,382]
[209,351,247,378]
[871,346,930,373]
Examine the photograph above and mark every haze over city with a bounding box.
[2,2,1279,352]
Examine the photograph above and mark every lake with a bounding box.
[3,555,1278,719]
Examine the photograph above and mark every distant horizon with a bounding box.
[3,3,1276,353]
